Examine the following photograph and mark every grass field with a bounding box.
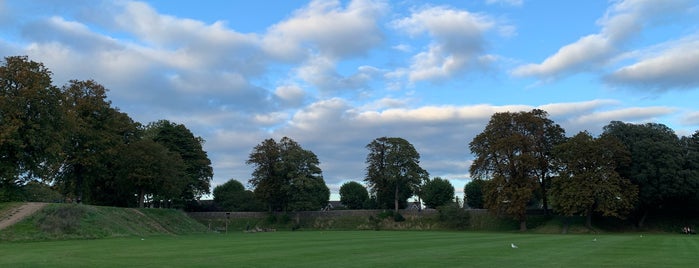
[0,231,697,267]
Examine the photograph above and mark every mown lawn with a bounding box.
[0,231,696,267]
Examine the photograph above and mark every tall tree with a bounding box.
[58,79,140,204]
[603,121,686,227]
[246,137,328,212]
[680,131,699,207]
[421,177,455,209]
[114,139,187,208]
[0,56,64,200]
[550,131,638,229]
[364,137,428,212]
[464,179,485,209]
[339,181,369,209]
[469,109,564,230]
[146,120,213,203]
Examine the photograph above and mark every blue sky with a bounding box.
[2,0,698,199]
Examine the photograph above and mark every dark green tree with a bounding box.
[421,177,455,209]
[146,120,213,203]
[246,137,328,212]
[603,121,686,227]
[339,181,369,209]
[0,56,64,200]
[114,139,187,208]
[469,109,564,231]
[551,131,638,229]
[680,131,699,207]
[364,137,428,212]
[58,79,140,204]
[213,179,263,211]
[464,179,485,209]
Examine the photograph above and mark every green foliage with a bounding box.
[437,203,470,229]
[603,121,690,225]
[469,109,564,230]
[247,137,328,212]
[146,120,213,201]
[213,179,263,211]
[421,177,455,208]
[0,56,64,188]
[364,137,428,212]
[339,181,369,209]
[550,131,638,227]
[114,139,187,207]
[58,79,140,204]
[464,179,485,209]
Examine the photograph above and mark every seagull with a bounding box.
[511,243,518,249]
[592,238,597,242]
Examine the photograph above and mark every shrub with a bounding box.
[437,203,470,229]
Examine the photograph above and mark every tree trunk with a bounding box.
[586,211,593,229]
[394,186,399,213]
[540,174,549,215]
[138,189,145,208]
[638,210,649,228]
[519,220,527,231]
[562,217,570,234]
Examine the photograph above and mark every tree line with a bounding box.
[215,110,699,233]
[0,56,213,208]
[466,109,699,230]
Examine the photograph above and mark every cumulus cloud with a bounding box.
[262,0,386,61]
[392,5,501,82]
[512,0,695,81]
[604,34,699,90]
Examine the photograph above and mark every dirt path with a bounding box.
[0,202,48,230]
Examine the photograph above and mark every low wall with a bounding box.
[187,209,492,221]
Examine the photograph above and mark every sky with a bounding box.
[1,0,699,199]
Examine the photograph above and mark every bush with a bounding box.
[437,204,470,229]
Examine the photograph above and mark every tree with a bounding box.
[0,56,64,199]
[114,139,187,208]
[364,137,428,212]
[213,179,262,212]
[603,121,686,227]
[550,131,638,229]
[339,181,369,209]
[464,179,485,209]
[246,137,328,212]
[469,109,564,231]
[146,120,213,203]
[57,79,140,204]
[421,177,455,209]
[680,131,699,207]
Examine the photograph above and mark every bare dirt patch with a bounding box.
[0,202,48,230]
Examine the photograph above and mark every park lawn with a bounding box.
[0,231,697,268]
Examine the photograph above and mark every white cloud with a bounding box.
[262,0,386,61]
[274,85,307,107]
[392,6,501,82]
[605,34,699,90]
[680,111,699,126]
[512,0,695,81]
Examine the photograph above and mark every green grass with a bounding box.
[0,203,208,241]
[0,231,697,267]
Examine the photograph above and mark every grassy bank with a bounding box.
[0,203,207,241]
[0,231,696,267]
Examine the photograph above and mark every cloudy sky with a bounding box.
[2,0,698,199]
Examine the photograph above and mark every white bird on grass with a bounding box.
[511,243,518,249]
